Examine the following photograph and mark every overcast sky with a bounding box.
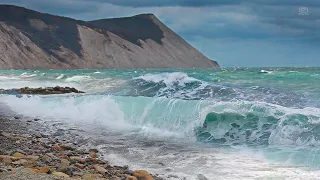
[0,0,319,67]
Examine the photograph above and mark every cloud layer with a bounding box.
[0,0,319,66]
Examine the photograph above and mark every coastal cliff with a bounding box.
[0,5,219,69]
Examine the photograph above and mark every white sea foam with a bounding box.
[0,95,130,130]
[65,75,91,82]
[56,74,65,79]
[260,70,273,74]
[20,72,28,76]
[20,72,37,78]
[0,75,19,80]
[136,72,201,87]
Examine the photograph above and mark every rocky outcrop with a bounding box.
[0,5,219,69]
[0,86,85,95]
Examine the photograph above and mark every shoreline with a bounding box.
[0,116,161,180]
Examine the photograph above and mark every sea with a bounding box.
[1,67,320,179]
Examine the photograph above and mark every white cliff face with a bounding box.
[0,5,219,69]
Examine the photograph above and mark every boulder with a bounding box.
[59,154,69,159]
[22,168,39,174]
[124,170,134,176]
[12,152,26,159]
[40,154,53,162]
[26,155,40,161]
[52,171,70,178]
[12,136,26,142]
[133,170,154,180]
[58,159,70,172]
[52,145,64,151]
[127,175,138,180]
[89,149,99,158]
[73,171,85,176]
[0,155,12,159]
[110,177,121,180]
[12,159,28,165]
[23,159,37,168]
[74,163,86,169]
[93,165,108,174]
[38,166,50,173]
[60,145,76,151]
[2,157,12,165]
[82,173,103,179]
[69,156,84,163]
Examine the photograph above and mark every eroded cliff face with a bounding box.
[0,5,219,69]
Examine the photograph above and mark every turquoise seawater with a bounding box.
[1,67,320,179]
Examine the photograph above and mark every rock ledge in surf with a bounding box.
[0,86,85,95]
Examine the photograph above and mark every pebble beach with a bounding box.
[0,116,160,180]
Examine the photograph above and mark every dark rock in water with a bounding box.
[124,170,134,176]
[197,174,209,180]
[231,123,240,128]
[158,162,165,166]
[14,116,20,119]
[34,118,40,121]
[0,89,24,98]
[168,174,179,178]
[120,175,127,180]
[32,132,43,138]
[89,149,99,153]
[3,89,18,95]
[53,129,65,136]
[0,86,85,95]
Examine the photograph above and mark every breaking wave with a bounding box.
[196,102,320,146]
[135,72,202,87]
[130,72,241,100]
[2,68,320,176]
[1,94,320,147]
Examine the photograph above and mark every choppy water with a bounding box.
[1,68,320,179]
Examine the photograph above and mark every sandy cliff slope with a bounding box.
[0,5,219,69]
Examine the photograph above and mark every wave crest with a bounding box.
[2,94,320,146]
[135,72,201,87]
[197,102,320,146]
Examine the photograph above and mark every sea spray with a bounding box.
[1,94,320,147]
[1,68,320,178]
